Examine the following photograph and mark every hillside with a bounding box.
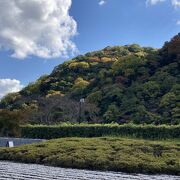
[0,34,180,125]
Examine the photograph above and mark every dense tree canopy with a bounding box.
[0,34,179,125]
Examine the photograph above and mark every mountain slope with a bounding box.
[1,34,180,125]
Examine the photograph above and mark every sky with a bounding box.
[0,0,179,99]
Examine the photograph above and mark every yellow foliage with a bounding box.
[87,57,101,62]
[46,90,64,98]
[69,62,89,69]
[73,77,89,89]
[101,57,114,62]
[135,51,146,57]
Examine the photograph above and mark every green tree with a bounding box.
[71,78,89,97]
[0,93,21,109]
[112,55,146,82]
[133,105,160,124]
[128,44,142,53]
[160,92,179,124]
[87,91,102,105]
[142,81,160,99]
[103,104,120,123]
[0,109,22,137]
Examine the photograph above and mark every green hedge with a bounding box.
[21,124,180,140]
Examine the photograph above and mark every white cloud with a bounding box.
[146,0,165,5]
[0,79,23,99]
[172,0,180,8]
[99,0,106,6]
[177,20,180,25]
[146,0,180,7]
[146,0,180,24]
[0,0,77,59]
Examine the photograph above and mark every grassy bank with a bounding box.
[0,137,180,175]
[21,124,180,140]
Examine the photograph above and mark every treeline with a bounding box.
[21,124,180,140]
[0,34,180,125]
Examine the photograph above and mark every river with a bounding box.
[0,161,179,180]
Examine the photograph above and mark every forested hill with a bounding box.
[1,34,180,125]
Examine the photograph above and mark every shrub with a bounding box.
[21,124,180,140]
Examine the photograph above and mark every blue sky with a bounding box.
[0,0,179,98]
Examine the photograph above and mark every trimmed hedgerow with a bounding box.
[21,124,180,140]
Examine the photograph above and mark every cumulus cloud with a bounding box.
[0,0,77,59]
[98,0,106,6]
[0,79,23,99]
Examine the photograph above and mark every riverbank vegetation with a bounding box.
[0,137,179,175]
